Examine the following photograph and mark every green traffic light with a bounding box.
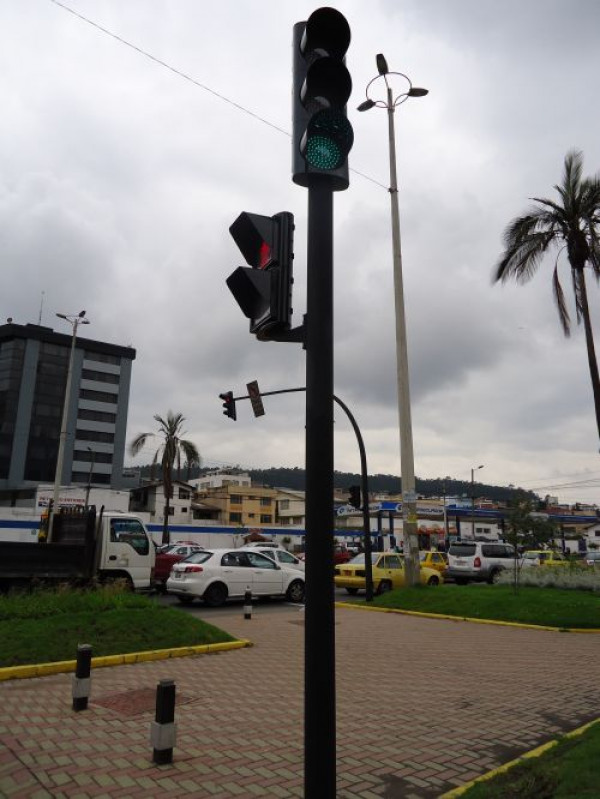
[302,109,354,171]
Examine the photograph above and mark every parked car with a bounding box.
[153,543,206,591]
[238,546,305,572]
[334,551,443,596]
[521,550,569,568]
[419,550,448,576]
[334,545,351,565]
[166,548,306,606]
[447,541,516,584]
[584,551,600,567]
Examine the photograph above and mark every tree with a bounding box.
[494,150,600,441]
[502,499,558,592]
[129,412,200,545]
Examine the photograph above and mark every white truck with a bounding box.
[0,506,155,591]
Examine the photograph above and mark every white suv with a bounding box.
[447,541,516,584]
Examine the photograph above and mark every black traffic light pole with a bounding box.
[304,177,336,798]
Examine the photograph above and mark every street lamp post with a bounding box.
[471,464,484,540]
[48,311,90,542]
[358,56,428,585]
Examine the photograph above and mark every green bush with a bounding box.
[497,564,600,592]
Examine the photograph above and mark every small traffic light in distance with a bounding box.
[226,211,294,337]
[348,485,361,509]
[219,391,237,421]
[292,7,353,190]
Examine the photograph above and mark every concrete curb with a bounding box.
[334,601,600,633]
[439,717,600,797]
[0,639,252,682]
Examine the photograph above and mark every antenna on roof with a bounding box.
[38,291,45,325]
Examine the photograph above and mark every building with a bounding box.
[194,482,278,527]
[129,480,196,525]
[0,322,135,495]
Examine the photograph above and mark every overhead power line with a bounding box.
[48,0,388,190]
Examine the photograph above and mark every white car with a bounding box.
[238,546,305,572]
[166,548,305,606]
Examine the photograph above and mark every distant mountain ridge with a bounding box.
[135,463,537,504]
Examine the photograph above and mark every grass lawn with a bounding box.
[460,720,600,798]
[355,584,600,629]
[0,587,236,667]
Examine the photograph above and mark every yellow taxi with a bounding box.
[334,551,443,596]
[419,550,448,576]
[521,550,569,568]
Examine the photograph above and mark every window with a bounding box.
[229,512,242,523]
[73,450,113,464]
[78,409,116,423]
[85,351,121,365]
[382,555,401,569]
[260,497,272,506]
[109,519,149,555]
[280,500,290,510]
[167,507,174,516]
[181,507,188,513]
[246,552,277,569]
[81,369,120,385]
[278,551,298,564]
[75,430,115,443]
[79,388,118,404]
[260,514,272,524]
[178,489,190,499]
[230,494,242,504]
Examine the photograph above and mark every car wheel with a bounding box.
[286,580,305,603]
[345,587,359,595]
[377,580,392,595]
[488,569,501,584]
[427,575,440,586]
[177,595,194,605]
[203,582,228,607]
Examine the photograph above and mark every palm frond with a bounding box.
[129,432,152,457]
[553,262,571,336]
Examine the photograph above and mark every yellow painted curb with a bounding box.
[334,601,600,633]
[438,717,600,797]
[0,639,252,682]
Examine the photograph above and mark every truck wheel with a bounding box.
[427,575,440,586]
[488,569,501,584]
[377,580,392,595]
[203,582,228,607]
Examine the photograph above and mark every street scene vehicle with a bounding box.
[334,544,351,565]
[153,543,206,590]
[334,551,443,595]
[447,541,516,584]
[0,506,155,591]
[585,551,600,567]
[166,548,305,606]
[238,546,305,571]
[521,550,569,568]
[419,550,448,576]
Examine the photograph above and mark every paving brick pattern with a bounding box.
[1,605,599,798]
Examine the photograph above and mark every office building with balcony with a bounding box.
[0,322,135,496]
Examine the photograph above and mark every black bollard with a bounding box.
[72,644,92,712]
[244,589,252,620]
[150,679,176,764]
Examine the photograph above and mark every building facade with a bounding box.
[0,322,135,493]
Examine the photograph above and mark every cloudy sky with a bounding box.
[2,0,600,504]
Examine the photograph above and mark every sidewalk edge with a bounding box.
[438,717,600,797]
[0,639,252,682]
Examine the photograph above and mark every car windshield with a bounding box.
[181,551,214,564]
[523,552,539,560]
[350,553,381,565]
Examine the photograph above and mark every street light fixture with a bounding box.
[48,311,90,541]
[471,464,484,540]
[357,55,428,585]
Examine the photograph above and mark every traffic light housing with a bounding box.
[226,211,294,338]
[348,485,361,510]
[292,7,353,190]
[219,391,236,421]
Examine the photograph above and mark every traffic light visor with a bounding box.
[301,7,351,60]
[229,213,275,269]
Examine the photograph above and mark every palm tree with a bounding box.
[129,411,200,544]
[494,150,600,440]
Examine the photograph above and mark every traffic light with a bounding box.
[292,7,353,190]
[219,391,236,421]
[348,485,361,509]
[226,211,294,338]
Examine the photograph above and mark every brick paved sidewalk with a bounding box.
[1,604,598,798]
